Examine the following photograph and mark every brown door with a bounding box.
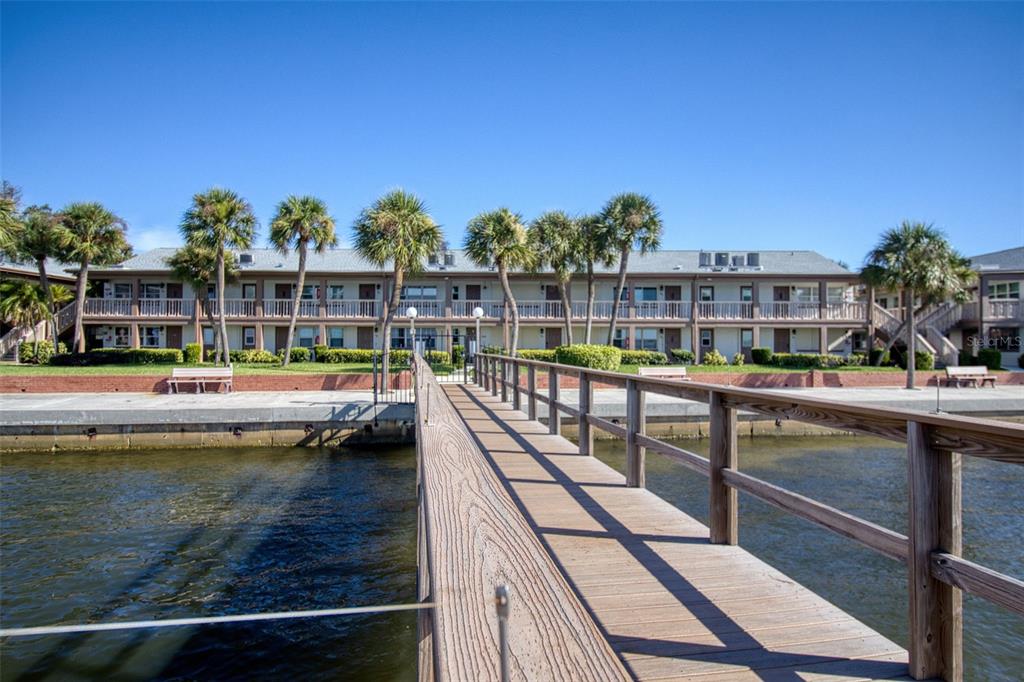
[359,283,376,300]
[357,327,374,349]
[465,284,481,300]
[545,285,560,301]
[665,327,681,352]
[773,286,790,302]
[774,328,791,353]
[664,286,681,301]
[275,283,291,299]
[275,327,288,350]
[545,327,562,349]
[166,283,183,299]
[166,326,182,349]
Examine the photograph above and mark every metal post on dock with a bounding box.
[512,360,521,411]
[494,585,510,682]
[625,379,645,487]
[500,358,508,403]
[527,364,537,421]
[578,373,592,456]
[491,358,498,397]
[548,367,560,436]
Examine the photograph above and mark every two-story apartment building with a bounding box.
[77,248,871,360]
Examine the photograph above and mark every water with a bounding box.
[0,446,418,681]
[592,435,1024,681]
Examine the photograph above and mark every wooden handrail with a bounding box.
[474,351,1024,682]
[413,355,628,681]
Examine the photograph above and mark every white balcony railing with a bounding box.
[324,299,378,318]
[139,299,192,317]
[517,301,563,319]
[634,301,688,319]
[452,300,505,318]
[83,299,132,316]
[204,299,258,317]
[263,299,319,317]
[824,302,867,320]
[987,299,1021,321]
[397,300,442,318]
[699,301,754,320]
[761,301,820,320]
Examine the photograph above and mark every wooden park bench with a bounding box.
[167,366,234,393]
[638,366,691,381]
[944,365,997,389]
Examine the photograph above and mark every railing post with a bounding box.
[512,360,522,411]
[476,354,482,387]
[527,364,537,421]
[907,420,962,681]
[490,358,498,397]
[578,372,593,456]
[625,379,645,487]
[547,367,560,436]
[709,391,738,544]
[500,358,509,403]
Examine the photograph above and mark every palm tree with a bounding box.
[165,244,240,363]
[576,213,617,344]
[529,211,582,345]
[0,181,23,258]
[180,188,256,366]
[464,208,536,356]
[12,205,70,344]
[0,280,50,349]
[602,193,663,346]
[269,196,337,365]
[352,190,441,380]
[58,202,132,352]
[862,221,975,388]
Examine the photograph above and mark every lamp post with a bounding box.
[406,306,418,355]
[473,306,485,357]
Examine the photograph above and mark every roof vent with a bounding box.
[715,252,729,266]
[747,252,760,267]
[698,252,711,267]
[239,253,254,265]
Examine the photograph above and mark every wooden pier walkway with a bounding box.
[412,354,1024,682]
[443,382,910,681]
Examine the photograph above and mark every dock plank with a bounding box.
[443,383,910,681]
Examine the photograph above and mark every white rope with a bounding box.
[0,602,434,638]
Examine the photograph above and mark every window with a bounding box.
[699,286,714,302]
[634,328,658,351]
[112,282,132,299]
[141,283,164,299]
[452,286,460,301]
[635,287,658,302]
[827,286,847,303]
[792,286,816,302]
[203,327,215,345]
[327,285,345,300]
[700,329,713,349]
[988,327,1020,351]
[113,326,130,348]
[401,286,437,300]
[301,285,318,301]
[740,286,753,302]
[328,327,344,348]
[298,327,316,348]
[243,327,256,349]
[618,287,629,301]
[206,284,216,300]
[242,284,257,300]
[417,328,438,350]
[612,329,625,349]
[141,326,162,348]
[988,282,1020,300]
[740,328,754,349]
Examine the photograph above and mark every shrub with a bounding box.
[751,347,773,365]
[18,340,66,364]
[517,348,557,362]
[958,349,977,366]
[869,348,892,366]
[768,352,862,369]
[389,349,411,367]
[230,349,278,364]
[977,348,1002,370]
[620,350,668,366]
[317,348,374,363]
[277,347,311,363]
[481,345,506,355]
[312,344,329,361]
[732,352,745,366]
[669,348,695,364]
[892,348,934,371]
[49,348,184,366]
[424,350,451,365]
[702,349,728,366]
[184,342,202,364]
[451,344,465,367]
[554,344,622,371]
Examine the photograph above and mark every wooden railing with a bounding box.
[411,355,629,681]
[83,298,132,316]
[139,298,192,317]
[987,299,1022,321]
[474,352,1024,682]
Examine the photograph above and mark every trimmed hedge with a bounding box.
[517,349,557,362]
[769,353,865,369]
[554,344,622,371]
[18,340,67,365]
[50,348,184,366]
[424,350,451,365]
[669,348,695,365]
[482,345,506,355]
[751,347,772,365]
[313,348,411,366]
[620,350,668,366]
[184,343,202,364]
[732,352,745,366]
[869,348,892,366]
[230,349,278,364]
[277,347,311,363]
[977,348,1002,370]
[891,348,934,371]
[702,349,728,366]
[451,344,465,368]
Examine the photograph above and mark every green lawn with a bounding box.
[0,362,390,376]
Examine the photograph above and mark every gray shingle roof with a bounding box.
[969,246,1024,272]
[91,247,853,277]
[0,255,77,280]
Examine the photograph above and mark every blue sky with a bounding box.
[2,1,1021,267]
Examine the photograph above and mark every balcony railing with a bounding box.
[823,301,867,320]
[324,299,378,318]
[452,300,505,318]
[397,299,442,318]
[204,299,258,317]
[698,301,753,320]
[634,301,688,319]
[84,299,132,316]
[761,301,821,320]
[987,299,1021,321]
[263,299,320,317]
[139,299,192,317]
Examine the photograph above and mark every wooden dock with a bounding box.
[412,354,1024,681]
[443,382,910,681]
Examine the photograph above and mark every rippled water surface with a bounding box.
[593,434,1024,682]
[1,446,417,681]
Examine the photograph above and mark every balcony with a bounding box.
[698,301,753,320]
[205,299,258,317]
[325,300,378,318]
[452,300,505,318]
[140,299,193,317]
[986,299,1022,321]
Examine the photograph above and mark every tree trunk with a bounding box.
[559,278,573,345]
[585,263,595,344]
[379,267,404,389]
[72,259,89,352]
[282,242,307,367]
[906,287,916,389]
[203,305,220,363]
[36,257,56,345]
[606,249,630,346]
[217,249,231,366]
[496,264,520,355]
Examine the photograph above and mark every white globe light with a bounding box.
[473,306,485,319]
[406,306,418,318]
